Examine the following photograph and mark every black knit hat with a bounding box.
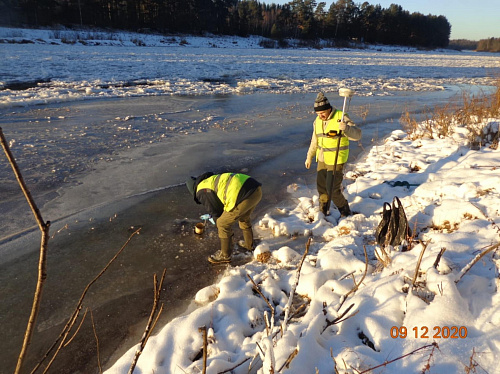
[314,92,332,112]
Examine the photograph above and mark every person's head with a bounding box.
[314,92,332,120]
[185,176,196,197]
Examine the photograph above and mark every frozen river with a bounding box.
[0,87,475,373]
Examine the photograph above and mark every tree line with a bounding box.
[477,38,500,53]
[1,0,452,48]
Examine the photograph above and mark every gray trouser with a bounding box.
[316,161,347,209]
[216,186,262,239]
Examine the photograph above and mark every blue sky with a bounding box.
[269,0,499,40]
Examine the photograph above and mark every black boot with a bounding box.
[320,201,329,215]
[339,203,352,217]
[208,237,232,264]
[238,229,254,251]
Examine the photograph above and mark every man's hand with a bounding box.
[338,120,347,131]
[305,159,311,169]
[200,214,215,224]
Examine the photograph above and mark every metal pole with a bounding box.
[325,88,354,215]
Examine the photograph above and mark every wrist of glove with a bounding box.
[200,214,216,224]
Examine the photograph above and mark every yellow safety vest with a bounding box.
[315,110,349,165]
[197,173,250,212]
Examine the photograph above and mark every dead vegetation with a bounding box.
[400,79,500,146]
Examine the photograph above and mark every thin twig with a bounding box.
[420,342,438,373]
[331,347,340,374]
[217,357,251,373]
[338,270,356,281]
[128,268,167,374]
[321,303,356,334]
[32,228,141,374]
[90,310,102,374]
[322,246,368,334]
[337,245,368,312]
[412,241,430,288]
[287,303,307,322]
[199,326,208,374]
[278,348,298,372]
[63,308,89,348]
[247,273,275,328]
[1,128,51,374]
[282,237,311,334]
[357,343,438,373]
[432,247,446,269]
[375,245,391,267]
[455,242,500,284]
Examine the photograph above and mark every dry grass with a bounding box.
[400,79,500,146]
[256,252,272,263]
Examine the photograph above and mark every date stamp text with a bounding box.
[390,326,468,339]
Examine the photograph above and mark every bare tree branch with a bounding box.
[128,268,167,374]
[1,127,51,374]
[32,228,141,374]
[247,273,275,329]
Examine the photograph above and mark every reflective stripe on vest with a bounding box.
[315,110,349,165]
[197,173,250,211]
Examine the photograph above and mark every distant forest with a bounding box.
[476,38,500,53]
[448,38,500,53]
[0,0,453,48]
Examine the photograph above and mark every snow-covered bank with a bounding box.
[1,27,499,108]
[105,108,500,372]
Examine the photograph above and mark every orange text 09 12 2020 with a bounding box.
[390,326,468,339]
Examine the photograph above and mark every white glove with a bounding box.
[338,120,347,131]
[305,159,311,169]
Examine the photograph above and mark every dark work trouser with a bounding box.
[316,162,347,210]
[216,186,263,240]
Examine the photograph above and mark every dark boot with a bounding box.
[208,237,232,264]
[320,201,329,215]
[238,229,254,251]
[339,203,352,217]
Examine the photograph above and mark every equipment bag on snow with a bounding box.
[375,196,412,249]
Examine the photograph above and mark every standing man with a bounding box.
[186,172,262,264]
[305,92,362,217]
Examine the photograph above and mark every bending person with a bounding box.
[305,92,362,216]
[186,172,262,264]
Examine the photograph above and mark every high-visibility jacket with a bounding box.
[197,173,250,212]
[315,110,349,165]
